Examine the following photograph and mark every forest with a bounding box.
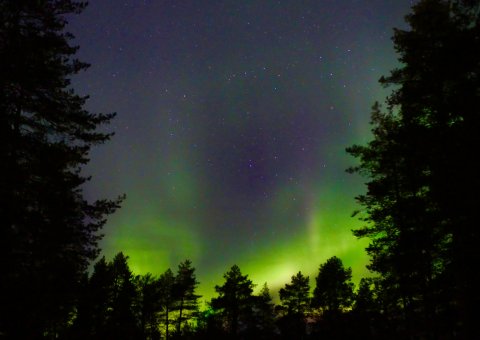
[1,0,479,339]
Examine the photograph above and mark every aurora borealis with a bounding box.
[69,1,413,301]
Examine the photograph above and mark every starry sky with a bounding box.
[69,0,413,301]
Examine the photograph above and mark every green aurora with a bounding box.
[70,1,414,302]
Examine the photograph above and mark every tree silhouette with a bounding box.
[72,257,113,339]
[312,256,354,315]
[211,264,255,337]
[71,253,139,339]
[350,278,380,339]
[278,271,310,339]
[195,306,224,339]
[353,278,376,315]
[252,283,277,339]
[107,253,139,339]
[173,260,201,335]
[279,271,310,316]
[347,102,426,334]
[0,1,121,337]
[158,268,176,340]
[347,0,480,337]
[135,273,162,340]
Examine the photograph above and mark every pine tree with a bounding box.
[73,257,113,339]
[353,278,376,315]
[252,283,276,339]
[279,271,310,316]
[135,273,162,340]
[71,252,142,339]
[108,253,139,339]
[211,265,255,336]
[350,278,379,339]
[278,271,310,339]
[0,1,121,337]
[173,260,201,335]
[312,256,354,315]
[159,268,176,340]
[71,253,139,339]
[347,0,480,337]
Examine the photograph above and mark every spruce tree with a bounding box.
[0,1,121,337]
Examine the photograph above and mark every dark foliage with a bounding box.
[312,256,354,315]
[309,257,354,339]
[158,268,176,339]
[278,271,310,339]
[0,0,121,337]
[71,253,139,340]
[135,273,162,340]
[71,255,201,340]
[251,283,277,339]
[172,260,201,335]
[210,265,255,338]
[347,0,480,337]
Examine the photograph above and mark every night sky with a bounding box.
[69,0,413,301]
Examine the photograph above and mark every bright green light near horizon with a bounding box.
[99,101,372,304]
[100,153,204,276]
[102,192,369,304]
[200,182,369,302]
[103,212,202,274]
[227,188,370,301]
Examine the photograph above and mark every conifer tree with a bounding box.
[78,257,113,339]
[279,271,310,316]
[211,265,255,336]
[350,278,380,339]
[71,253,139,339]
[347,0,480,337]
[353,278,376,314]
[159,268,176,340]
[312,256,354,315]
[173,260,201,334]
[252,283,276,338]
[135,273,162,340]
[278,271,310,339]
[107,253,139,339]
[0,1,121,337]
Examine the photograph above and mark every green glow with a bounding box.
[106,215,202,275]
[188,181,370,302]
[101,153,204,277]
[102,174,370,303]
[92,4,402,304]
[234,186,369,299]
[99,103,376,304]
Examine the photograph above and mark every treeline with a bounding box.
[70,255,199,339]
[65,254,376,340]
